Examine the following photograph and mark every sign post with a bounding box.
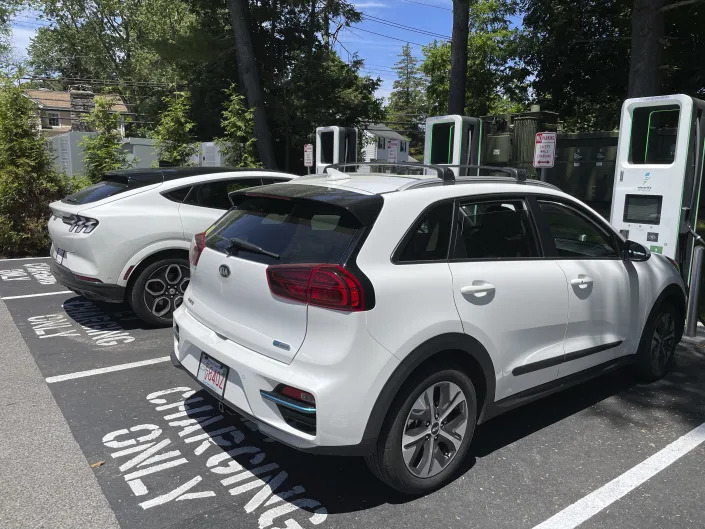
[387,139,399,164]
[303,143,313,174]
[533,132,556,181]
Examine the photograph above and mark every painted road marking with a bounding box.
[0,256,50,262]
[46,357,170,384]
[532,421,705,529]
[2,291,72,300]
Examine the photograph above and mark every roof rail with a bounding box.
[323,162,456,183]
[444,165,528,182]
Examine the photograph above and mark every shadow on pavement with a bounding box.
[184,343,705,515]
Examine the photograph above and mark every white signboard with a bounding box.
[387,139,399,163]
[303,144,313,167]
[533,132,556,168]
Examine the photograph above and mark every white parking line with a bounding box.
[46,357,171,384]
[1,291,73,300]
[0,256,50,262]
[532,421,705,529]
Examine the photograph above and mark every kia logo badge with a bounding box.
[219,264,231,278]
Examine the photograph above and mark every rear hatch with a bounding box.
[188,185,382,363]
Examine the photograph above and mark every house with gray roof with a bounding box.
[362,123,412,163]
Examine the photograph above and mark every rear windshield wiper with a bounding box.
[226,237,280,259]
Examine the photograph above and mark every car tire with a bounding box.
[636,302,678,381]
[365,366,477,495]
[128,257,190,327]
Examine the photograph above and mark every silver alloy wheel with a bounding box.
[143,263,190,319]
[651,311,676,373]
[401,381,468,479]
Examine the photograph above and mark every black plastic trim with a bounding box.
[50,259,125,303]
[483,356,635,421]
[361,333,497,440]
[512,340,623,376]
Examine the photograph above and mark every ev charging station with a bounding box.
[610,94,705,284]
[424,115,483,177]
[315,126,357,173]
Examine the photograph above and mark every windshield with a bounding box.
[205,196,362,265]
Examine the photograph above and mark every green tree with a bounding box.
[0,77,67,256]
[216,84,259,167]
[80,95,129,182]
[153,92,198,166]
[386,44,426,159]
[422,0,528,117]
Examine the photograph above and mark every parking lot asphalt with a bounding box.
[1,256,704,529]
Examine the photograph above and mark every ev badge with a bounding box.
[219,264,231,278]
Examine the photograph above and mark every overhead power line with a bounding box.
[348,27,428,47]
[400,0,452,11]
[362,14,451,40]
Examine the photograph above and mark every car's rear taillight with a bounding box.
[266,264,366,311]
[62,214,99,233]
[190,232,206,267]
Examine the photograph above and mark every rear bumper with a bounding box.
[50,259,125,303]
[171,306,396,456]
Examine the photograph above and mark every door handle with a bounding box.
[570,276,594,287]
[461,282,496,296]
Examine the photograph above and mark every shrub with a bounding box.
[80,94,130,183]
[0,77,67,257]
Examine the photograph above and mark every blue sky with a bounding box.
[9,0,456,101]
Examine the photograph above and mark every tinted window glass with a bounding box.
[162,186,192,203]
[398,203,453,262]
[62,181,128,204]
[453,200,538,259]
[260,177,290,185]
[538,201,618,258]
[184,179,262,210]
[205,197,361,265]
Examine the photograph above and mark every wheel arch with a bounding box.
[651,282,686,341]
[125,247,190,294]
[361,333,496,445]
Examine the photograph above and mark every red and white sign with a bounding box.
[387,139,399,163]
[304,143,313,167]
[533,132,556,168]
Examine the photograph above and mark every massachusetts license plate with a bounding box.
[197,352,229,398]
[54,247,66,265]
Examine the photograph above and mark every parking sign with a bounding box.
[533,132,556,168]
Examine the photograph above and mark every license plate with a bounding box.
[197,352,229,398]
[54,247,66,265]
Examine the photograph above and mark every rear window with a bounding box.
[205,197,362,265]
[62,181,129,204]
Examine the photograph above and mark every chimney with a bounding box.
[69,85,95,132]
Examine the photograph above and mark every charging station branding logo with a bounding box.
[638,172,652,192]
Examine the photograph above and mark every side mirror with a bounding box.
[625,240,651,262]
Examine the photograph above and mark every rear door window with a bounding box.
[453,199,539,259]
[205,197,362,265]
[184,179,263,210]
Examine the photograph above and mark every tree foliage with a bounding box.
[0,77,67,256]
[422,0,528,118]
[386,44,426,159]
[80,95,129,182]
[216,83,259,168]
[27,0,383,172]
[153,92,198,166]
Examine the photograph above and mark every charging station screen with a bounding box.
[320,131,334,164]
[623,194,663,225]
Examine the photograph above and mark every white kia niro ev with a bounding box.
[48,167,297,326]
[171,165,685,494]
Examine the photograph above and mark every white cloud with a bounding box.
[10,25,38,60]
